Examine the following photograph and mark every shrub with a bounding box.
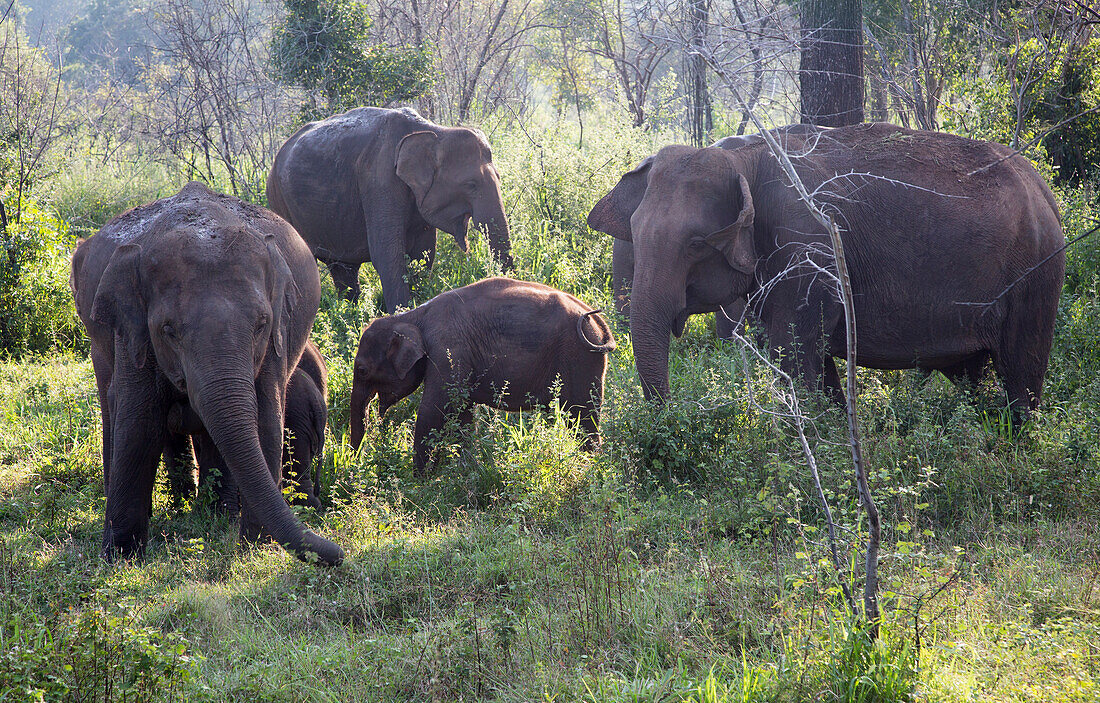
[0,195,83,357]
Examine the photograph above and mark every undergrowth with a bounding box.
[1,115,1099,700]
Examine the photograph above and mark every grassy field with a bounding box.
[3,117,1100,701]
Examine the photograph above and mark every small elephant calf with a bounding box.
[349,277,616,473]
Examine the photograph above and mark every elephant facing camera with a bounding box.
[71,181,344,567]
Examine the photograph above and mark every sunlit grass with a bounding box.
[2,115,1100,700]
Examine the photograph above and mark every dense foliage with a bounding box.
[270,0,432,119]
[3,0,1100,698]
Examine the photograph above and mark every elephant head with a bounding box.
[396,127,514,269]
[588,146,757,401]
[89,195,343,566]
[349,317,428,449]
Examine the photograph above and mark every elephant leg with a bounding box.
[412,404,445,478]
[570,405,601,451]
[407,220,437,272]
[102,363,168,560]
[939,353,990,390]
[327,261,362,303]
[238,367,288,544]
[367,210,415,313]
[715,298,751,341]
[162,431,197,504]
[373,245,414,314]
[564,376,602,451]
[195,430,239,516]
[822,356,846,406]
[412,368,460,477]
[611,239,634,321]
[768,325,827,398]
[992,347,1046,430]
[90,342,114,493]
[765,290,843,404]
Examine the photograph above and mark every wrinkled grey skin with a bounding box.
[605,127,819,339]
[167,340,328,512]
[70,182,343,566]
[348,277,615,474]
[612,239,746,340]
[267,107,513,310]
[588,123,1065,424]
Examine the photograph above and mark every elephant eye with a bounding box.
[689,237,708,250]
[464,179,479,191]
[162,322,176,338]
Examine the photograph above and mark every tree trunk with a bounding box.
[685,0,712,146]
[799,0,864,126]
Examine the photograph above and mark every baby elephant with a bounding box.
[167,341,328,511]
[349,277,616,473]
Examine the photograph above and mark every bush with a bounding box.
[0,604,200,701]
[0,195,84,357]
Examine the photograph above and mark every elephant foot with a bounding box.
[295,493,324,511]
[216,498,241,520]
[101,530,146,563]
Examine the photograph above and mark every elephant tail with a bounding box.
[577,310,617,353]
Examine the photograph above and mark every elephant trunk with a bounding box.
[630,285,681,403]
[348,379,376,450]
[193,370,344,566]
[473,202,513,271]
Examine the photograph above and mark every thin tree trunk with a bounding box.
[458,0,510,120]
[902,0,929,129]
[686,0,712,146]
[733,0,763,135]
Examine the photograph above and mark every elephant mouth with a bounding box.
[450,214,471,252]
[672,310,691,338]
[378,394,397,417]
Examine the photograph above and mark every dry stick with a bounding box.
[957,220,1100,311]
[705,58,881,631]
[966,104,1100,177]
[728,318,857,617]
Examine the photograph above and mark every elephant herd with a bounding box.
[71,107,1065,567]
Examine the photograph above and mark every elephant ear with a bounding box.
[395,131,440,210]
[264,234,301,360]
[90,243,151,369]
[387,323,425,380]
[704,174,756,275]
[586,157,653,241]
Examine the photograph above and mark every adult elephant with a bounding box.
[70,181,344,566]
[605,127,818,338]
[587,122,1065,420]
[267,106,514,310]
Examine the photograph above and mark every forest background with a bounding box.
[3,0,1100,699]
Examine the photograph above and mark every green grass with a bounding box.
[3,115,1100,701]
